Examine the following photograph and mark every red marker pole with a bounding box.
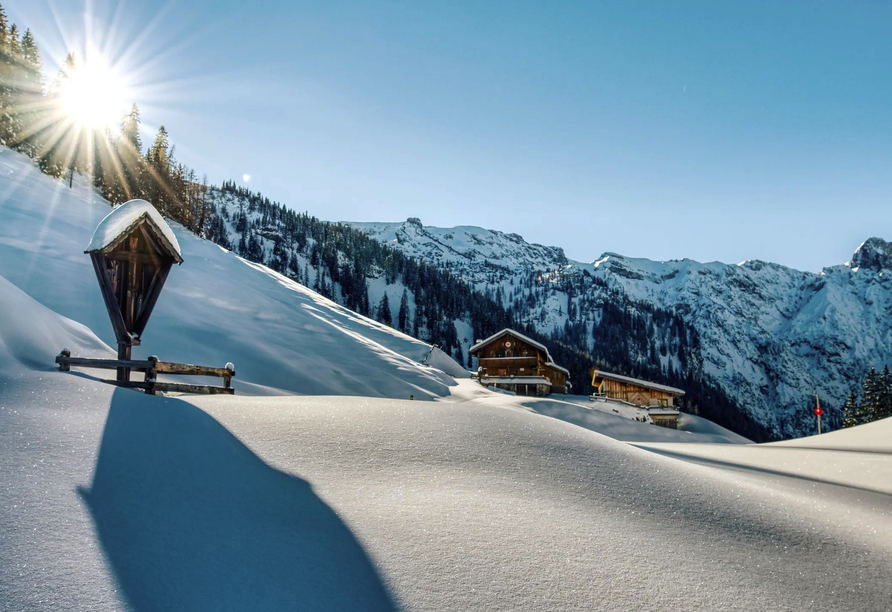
[814,393,823,435]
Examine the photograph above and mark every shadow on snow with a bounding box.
[79,388,397,612]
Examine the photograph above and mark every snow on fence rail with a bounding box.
[56,350,235,395]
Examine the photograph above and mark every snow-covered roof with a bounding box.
[545,361,570,376]
[480,376,552,386]
[593,370,685,396]
[86,199,183,263]
[470,328,550,358]
[648,408,680,416]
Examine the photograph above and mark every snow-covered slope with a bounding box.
[0,148,463,398]
[351,218,892,437]
[3,148,892,611]
[3,339,891,610]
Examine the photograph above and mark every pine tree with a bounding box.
[0,22,21,144]
[377,292,392,327]
[145,126,171,212]
[0,6,8,55]
[859,368,880,424]
[0,6,13,145]
[398,289,409,333]
[841,391,860,428]
[412,299,423,338]
[878,365,892,420]
[121,103,142,151]
[42,52,81,179]
[13,29,45,159]
[106,104,145,202]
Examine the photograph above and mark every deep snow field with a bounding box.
[2,148,891,611]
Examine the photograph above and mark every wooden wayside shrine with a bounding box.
[56,199,235,395]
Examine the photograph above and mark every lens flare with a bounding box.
[59,60,130,129]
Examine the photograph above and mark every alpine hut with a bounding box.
[591,370,685,429]
[591,370,684,407]
[470,329,569,396]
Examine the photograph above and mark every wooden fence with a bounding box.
[56,350,235,395]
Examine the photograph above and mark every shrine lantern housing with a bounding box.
[85,199,183,377]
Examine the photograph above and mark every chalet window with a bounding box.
[522,350,529,356]
[506,350,513,357]
[488,350,494,358]
[496,350,505,358]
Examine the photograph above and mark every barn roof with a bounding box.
[593,370,685,396]
[86,199,183,263]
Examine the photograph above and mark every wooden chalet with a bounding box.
[591,370,684,408]
[470,329,569,396]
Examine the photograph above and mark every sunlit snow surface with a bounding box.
[2,149,891,611]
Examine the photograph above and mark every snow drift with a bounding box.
[0,148,462,399]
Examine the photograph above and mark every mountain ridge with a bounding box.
[349,218,892,438]
[351,218,887,273]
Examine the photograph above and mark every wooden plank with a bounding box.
[106,380,152,390]
[104,251,157,265]
[90,253,129,343]
[56,356,154,371]
[154,361,235,378]
[116,343,132,382]
[153,382,234,395]
[131,264,171,338]
[137,223,164,267]
[99,380,234,395]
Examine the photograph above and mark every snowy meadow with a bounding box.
[1,148,891,611]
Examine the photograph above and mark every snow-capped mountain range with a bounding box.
[350,218,892,438]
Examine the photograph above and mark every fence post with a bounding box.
[145,355,158,395]
[116,342,132,382]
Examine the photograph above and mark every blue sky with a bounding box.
[8,0,891,271]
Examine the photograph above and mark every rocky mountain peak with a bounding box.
[850,237,892,272]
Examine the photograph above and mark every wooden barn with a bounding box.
[470,329,569,396]
[591,370,684,408]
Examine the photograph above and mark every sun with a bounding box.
[59,59,130,130]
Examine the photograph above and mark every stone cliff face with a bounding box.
[850,237,892,272]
